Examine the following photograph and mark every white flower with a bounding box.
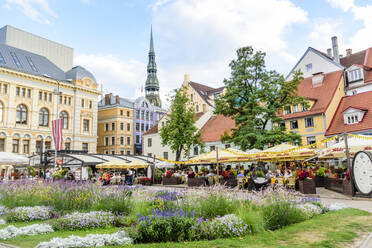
[297,203,322,218]
[328,203,347,211]
[0,219,6,226]
[35,231,132,248]
[0,224,53,240]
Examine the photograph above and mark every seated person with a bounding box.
[236,171,244,178]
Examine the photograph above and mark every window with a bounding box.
[0,102,3,123]
[105,137,109,146]
[36,141,41,154]
[23,140,29,154]
[293,105,299,113]
[111,150,115,155]
[120,123,124,130]
[39,91,43,100]
[0,52,5,64]
[196,105,199,112]
[44,92,47,100]
[305,63,312,72]
[12,139,19,153]
[210,146,216,151]
[0,138,5,152]
[148,153,152,158]
[127,137,131,145]
[16,87,20,96]
[45,141,51,150]
[68,97,71,105]
[127,111,130,117]
[305,117,314,128]
[225,144,231,149]
[146,124,149,131]
[89,101,92,109]
[136,135,140,144]
[82,143,88,152]
[194,147,198,155]
[2,84,7,94]
[26,56,37,72]
[141,123,144,132]
[21,88,25,97]
[105,123,109,132]
[127,150,130,155]
[120,136,124,145]
[146,111,149,120]
[127,123,130,131]
[39,108,49,127]
[105,150,108,154]
[48,93,51,102]
[136,110,140,119]
[16,104,27,124]
[27,89,31,98]
[120,150,124,155]
[64,96,67,104]
[120,110,123,116]
[10,51,22,68]
[346,114,361,124]
[163,152,168,159]
[190,94,194,102]
[150,112,153,121]
[59,95,62,104]
[285,106,291,115]
[349,69,362,82]
[290,120,298,129]
[60,111,68,129]
[83,119,90,132]
[307,136,316,145]
[65,142,71,150]
[111,136,115,145]
[148,138,152,147]
[141,111,144,119]
[301,103,308,111]
[112,123,115,131]
[136,123,139,131]
[81,99,85,108]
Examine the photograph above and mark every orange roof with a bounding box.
[326,91,372,136]
[282,70,343,120]
[340,47,372,85]
[200,115,235,142]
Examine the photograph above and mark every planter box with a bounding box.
[343,179,354,196]
[325,177,343,194]
[162,177,179,185]
[187,178,206,187]
[299,178,316,194]
[314,176,324,187]
[154,177,162,184]
[220,178,238,188]
[139,180,153,186]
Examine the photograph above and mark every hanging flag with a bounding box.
[52,118,63,151]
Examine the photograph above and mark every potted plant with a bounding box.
[298,170,316,194]
[220,170,237,188]
[154,169,163,184]
[139,177,153,186]
[315,167,325,187]
[162,171,178,185]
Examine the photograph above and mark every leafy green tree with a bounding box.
[160,87,203,161]
[215,46,306,150]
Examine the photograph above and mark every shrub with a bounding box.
[51,211,115,231]
[237,208,265,235]
[93,187,132,214]
[198,195,237,218]
[316,167,326,177]
[6,206,53,222]
[263,201,307,230]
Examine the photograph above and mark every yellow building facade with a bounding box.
[97,94,134,155]
[282,71,345,148]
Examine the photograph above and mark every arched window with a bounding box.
[0,102,3,123]
[59,111,68,129]
[39,108,49,126]
[16,104,27,124]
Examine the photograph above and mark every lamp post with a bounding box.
[53,83,62,167]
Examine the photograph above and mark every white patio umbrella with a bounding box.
[155,161,175,169]
[0,152,29,165]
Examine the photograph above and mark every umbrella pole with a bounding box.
[216,148,219,184]
[343,132,355,196]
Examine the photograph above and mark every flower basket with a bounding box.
[299,178,316,194]
[187,177,206,187]
[139,178,153,186]
[154,177,162,184]
[162,177,179,185]
[220,178,238,188]
[314,176,324,187]
[343,179,354,196]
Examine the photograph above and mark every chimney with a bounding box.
[116,95,120,104]
[346,48,352,56]
[327,48,333,58]
[105,93,112,105]
[332,36,340,63]
[184,74,190,83]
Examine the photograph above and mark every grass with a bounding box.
[2,208,372,248]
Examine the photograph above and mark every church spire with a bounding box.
[145,26,161,107]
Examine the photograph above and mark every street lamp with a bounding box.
[53,83,62,167]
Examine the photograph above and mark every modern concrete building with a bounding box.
[0,25,73,72]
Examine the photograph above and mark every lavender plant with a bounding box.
[6,206,53,222]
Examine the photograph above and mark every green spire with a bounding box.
[149,25,155,55]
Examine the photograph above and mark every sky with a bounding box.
[0,0,372,107]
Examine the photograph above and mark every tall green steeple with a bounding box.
[145,26,161,107]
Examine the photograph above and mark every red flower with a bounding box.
[345,170,350,181]
[166,170,173,178]
[298,170,309,180]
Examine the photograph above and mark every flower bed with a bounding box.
[6,206,53,222]
[51,211,115,231]
[35,231,132,248]
[0,224,53,240]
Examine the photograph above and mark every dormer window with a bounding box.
[293,105,299,113]
[312,72,324,86]
[348,69,362,82]
[343,107,365,125]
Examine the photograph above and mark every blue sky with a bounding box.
[1,0,372,106]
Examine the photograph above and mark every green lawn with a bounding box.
[2,208,372,248]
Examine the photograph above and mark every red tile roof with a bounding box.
[340,48,372,85]
[200,115,235,143]
[189,81,224,106]
[143,123,158,135]
[281,70,343,120]
[326,91,372,136]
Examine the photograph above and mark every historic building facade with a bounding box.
[0,34,100,155]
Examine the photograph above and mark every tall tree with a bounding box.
[215,46,306,150]
[160,87,203,161]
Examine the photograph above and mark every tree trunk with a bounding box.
[176,149,182,161]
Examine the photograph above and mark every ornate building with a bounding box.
[145,28,161,108]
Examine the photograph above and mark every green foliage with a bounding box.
[197,195,237,218]
[215,46,306,149]
[135,216,195,243]
[237,208,265,235]
[27,167,35,177]
[316,167,326,177]
[159,87,203,161]
[256,170,265,177]
[263,201,307,230]
[51,169,68,179]
[92,190,132,215]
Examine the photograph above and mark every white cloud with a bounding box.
[5,0,57,24]
[308,18,343,51]
[326,0,354,11]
